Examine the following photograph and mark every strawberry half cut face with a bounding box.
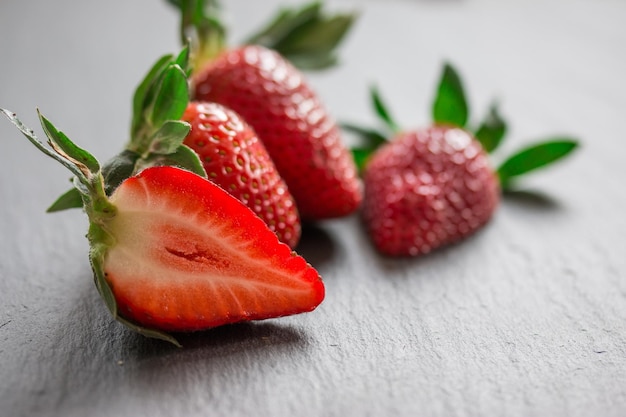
[105,166,324,332]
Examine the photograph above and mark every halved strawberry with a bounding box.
[182,101,301,248]
[1,107,324,345]
[106,165,322,332]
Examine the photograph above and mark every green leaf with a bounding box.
[0,109,78,177]
[101,150,141,195]
[497,139,579,189]
[475,103,507,153]
[47,188,83,212]
[341,121,389,174]
[341,122,388,148]
[370,85,400,133]
[47,150,141,208]
[432,62,469,128]
[38,111,100,175]
[149,64,189,129]
[137,144,207,178]
[149,120,191,155]
[287,53,338,71]
[352,147,375,173]
[116,315,181,347]
[245,1,356,70]
[274,15,354,56]
[246,2,322,47]
[166,0,226,67]
[175,44,191,76]
[131,53,174,136]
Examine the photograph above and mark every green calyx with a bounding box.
[245,1,357,70]
[48,46,206,212]
[343,62,580,190]
[1,109,181,346]
[4,46,207,346]
[430,62,579,190]
[166,0,226,73]
[166,0,357,71]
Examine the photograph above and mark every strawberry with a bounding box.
[346,63,579,256]
[362,126,499,256]
[182,101,301,248]
[1,108,324,346]
[168,1,363,220]
[192,45,362,220]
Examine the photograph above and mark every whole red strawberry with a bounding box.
[167,1,362,220]
[363,126,499,256]
[193,45,362,220]
[348,63,578,256]
[182,101,301,248]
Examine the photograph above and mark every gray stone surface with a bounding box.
[1,0,625,416]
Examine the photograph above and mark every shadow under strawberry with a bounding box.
[294,223,338,270]
[502,189,561,212]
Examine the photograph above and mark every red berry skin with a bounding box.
[182,101,301,249]
[362,126,500,256]
[192,45,362,220]
[106,166,324,332]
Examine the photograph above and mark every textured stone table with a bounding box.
[1,0,625,416]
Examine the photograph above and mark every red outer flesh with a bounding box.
[193,45,362,220]
[182,101,301,248]
[105,166,324,331]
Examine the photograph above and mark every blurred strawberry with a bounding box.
[345,63,579,256]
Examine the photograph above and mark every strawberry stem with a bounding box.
[167,0,226,72]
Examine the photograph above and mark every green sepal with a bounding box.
[341,122,388,147]
[245,1,356,70]
[47,187,83,212]
[475,102,507,153]
[286,52,338,71]
[48,149,142,211]
[129,47,190,146]
[116,315,181,347]
[341,122,389,173]
[370,85,400,134]
[131,53,174,138]
[351,147,374,173]
[39,114,101,175]
[101,150,142,196]
[175,44,192,76]
[3,108,182,347]
[432,62,469,128]
[148,120,191,155]
[166,0,226,69]
[149,65,189,130]
[90,236,181,347]
[246,2,322,46]
[136,144,207,179]
[497,139,579,190]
